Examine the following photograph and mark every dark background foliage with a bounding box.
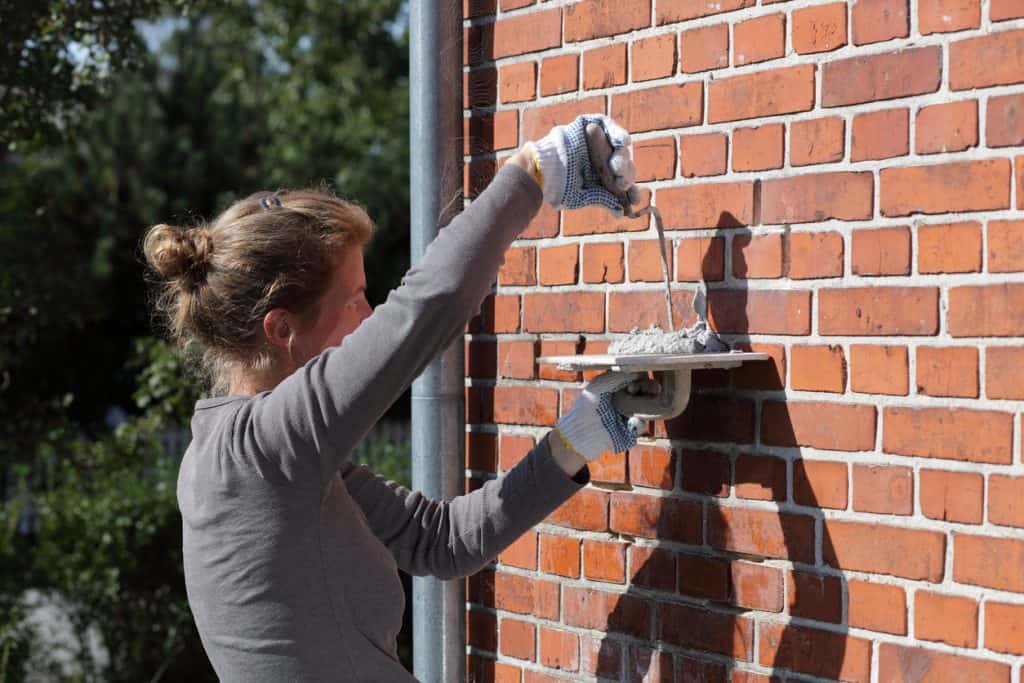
[1,1,414,679]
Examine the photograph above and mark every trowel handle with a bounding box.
[612,369,692,421]
[585,122,640,216]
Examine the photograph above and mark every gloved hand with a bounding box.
[553,371,643,461]
[525,114,641,216]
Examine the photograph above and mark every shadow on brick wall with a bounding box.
[596,213,851,681]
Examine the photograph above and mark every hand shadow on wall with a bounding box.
[597,213,851,682]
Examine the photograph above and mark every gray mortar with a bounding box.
[608,319,730,355]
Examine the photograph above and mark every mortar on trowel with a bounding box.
[536,123,768,435]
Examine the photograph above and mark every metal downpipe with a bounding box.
[409,1,464,681]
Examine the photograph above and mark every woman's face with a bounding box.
[293,246,373,363]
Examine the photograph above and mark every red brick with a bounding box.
[493,386,557,426]
[632,647,675,680]
[658,181,756,229]
[676,552,728,600]
[1018,155,1024,209]
[468,610,497,652]
[950,29,1024,90]
[819,287,938,336]
[679,448,730,497]
[990,95,1024,150]
[853,464,913,515]
[664,395,756,443]
[540,534,580,578]
[823,47,941,106]
[657,0,754,22]
[546,487,609,532]
[790,117,845,166]
[793,460,848,509]
[632,34,677,82]
[538,244,578,286]
[992,0,1024,18]
[732,562,784,611]
[708,289,811,335]
[520,204,559,240]
[850,344,909,395]
[990,475,1024,528]
[879,643,1010,682]
[582,44,627,90]
[610,492,702,543]
[852,108,909,161]
[608,290,694,332]
[579,633,619,678]
[883,407,1013,464]
[499,0,533,9]
[565,0,651,42]
[918,221,982,273]
[732,233,783,279]
[920,469,983,524]
[627,239,674,283]
[709,65,815,123]
[581,242,624,285]
[734,454,787,501]
[915,100,977,154]
[709,507,815,562]
[676,236,725,281]
[540,54,578,97]
[882,158,1011,215]
[916,346,978,398]
[629,546,675,592]
[793,2,849,54]
[466,67,498,110]
[494,572,560,618]
[491,9,562,59]
[734,14,786,65]
[467,339,498,380]
[915,592,979,648]
[919,0,980,34]
[848,580,907,634]
[762,401,876,452]
[563,200,650,236]
[628,444,674,489]
[955,534,1024,592]
[732,124,784,172]
[987,346,1024,399]
[539,628,579,671]
[610,82,703,133]
[537,339,581,383]
[500,618,536,661]
[523,292,604,333]
[679,23,729,73]
[499,433,534,471]
[496,340,536,380]
[989,220,1024,272]
[788,231,844,279]
[949,283,1024,337]
[852,0,910,44]
[563,586,651,637]
[465,111,520,154]
[986,602,1024,655]
[759,623,872,681]
[467,431,498,472]
[762,172,873,224]
[679,133,728,177]
[659,603,754,660]
[582,540,626,583]
[499,531,538,571]
[732,342,786,390]
[826,520,946,581]
[633,137,676,182]
[791,345,846,393]
[788,571,842,622]
[588,450,626,485]
[522,96,606,141]
[851,226,911,276]
[466,158,497,198]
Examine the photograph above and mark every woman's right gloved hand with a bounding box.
[553,371,644,461]
[525,114,641,216]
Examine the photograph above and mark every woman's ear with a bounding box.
[263,308,293,355]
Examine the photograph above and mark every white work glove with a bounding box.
[525,114,641,216]
[553,371,643,461]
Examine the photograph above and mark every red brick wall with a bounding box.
[462,1,1024,680]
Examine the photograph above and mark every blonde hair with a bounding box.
[143,188,374,395]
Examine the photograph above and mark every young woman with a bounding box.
[144,115,646,681]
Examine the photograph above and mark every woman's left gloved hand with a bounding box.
[525,114,641,216]
[553,370,644,461]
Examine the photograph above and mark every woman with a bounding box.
[144,115,647,681]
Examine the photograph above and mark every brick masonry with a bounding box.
[463,1,1024,681]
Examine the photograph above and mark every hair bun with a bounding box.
[143,223,214,290]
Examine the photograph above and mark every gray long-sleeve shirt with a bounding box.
[178,163,587,682]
